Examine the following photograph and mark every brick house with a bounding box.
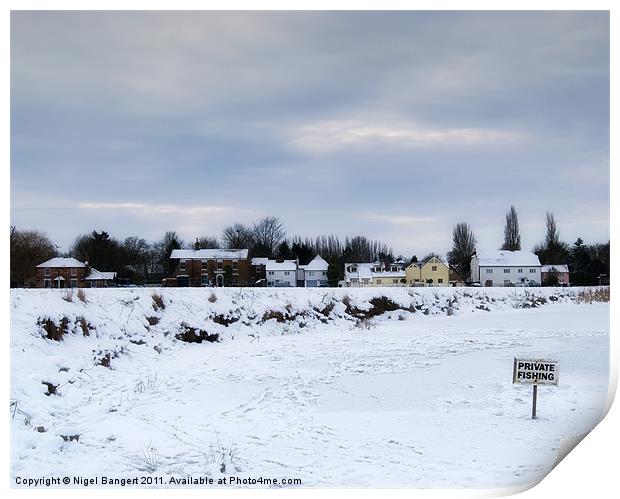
[35,257,117,288]
[541,264,570,286]
[169,249,250,287]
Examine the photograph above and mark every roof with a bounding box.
[302,255,329,271]
[37,257,86,268]
[475,250,541,267]
[541,264,569,273]
[251,257,270,266]
[170,249,249,260]
[85,268,117,281]
[265,260,297,271]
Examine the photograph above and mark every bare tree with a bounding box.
[10,227,58,287]
[251,217,286,257]
[501,205,521,251]
[221,223,254,249]
[447,222,477,278]
[194,236,219,249]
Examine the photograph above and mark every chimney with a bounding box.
[276,256,284,263]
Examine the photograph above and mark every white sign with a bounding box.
[512,358,559,386]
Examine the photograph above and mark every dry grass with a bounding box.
[208,292,217,303]
[77,288,87,303]
[152,292,165,311]
[576,287,610,304]
[62,290,73,302]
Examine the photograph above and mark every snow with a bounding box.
[84,269,117,281]
[170,249,249,260]
[265,260,297,271]
[476,251,541,267]
[542,265,569,273]
[10,287,609,488]
[36,257,86,268]
[301,255,329,271]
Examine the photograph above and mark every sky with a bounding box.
[10,11,610,257]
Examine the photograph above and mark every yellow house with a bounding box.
[405,262,422,284]
[420,257,449,286]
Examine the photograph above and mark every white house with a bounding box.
[265,259,297,287]
[298,255,329,287]
[343,261,407,287]
[470,250,541,287]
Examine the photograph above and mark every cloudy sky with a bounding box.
[10,11,609,257]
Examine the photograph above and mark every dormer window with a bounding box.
[374,266,381,273]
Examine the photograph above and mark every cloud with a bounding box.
[76,202,235,217]
[287,118,527,153]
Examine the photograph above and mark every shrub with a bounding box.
[76,316,91,336]
[62,290,73,302]
[175,323,219,344]
[38,317,70,341]
[152,292,165,311]
[208,292,217,303]
[145,316,160,326]
[42,381,59,396]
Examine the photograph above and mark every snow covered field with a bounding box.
[10,287,609,489]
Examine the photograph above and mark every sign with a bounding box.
[512,358,559,386]
[512,358,559,419]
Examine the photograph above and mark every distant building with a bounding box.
[343,261,407,287]
[169,249,250,287]
[298,255,329,287]
[470,251,541,287]
[265,258,297,287]
[541,264,570,286]
[36,257,117,288]
[405,257,450,286]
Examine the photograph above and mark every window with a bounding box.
[232,260,238,271]
[201,260,208,270]
[71,268,77,276]
[201,274,209,286]
[362,278,369,285]
[393,279,398,284]
[180,260,186,271]
[70,279,78,288]
[374,266,381,272]
[232,276,239,286]
[432,265,437,271]
[486,269,493,274]
[308,271,314,276]
[438,278,443,283]
[217,260,223,271]
[91,281,97,288]
[391,266,398,272]
[284,271,290,275]
[268,271,274,275]
[529,269,536,274]
[348,266,357,273]
[44,279,51,288]
[44,268,50,276]
[518,269,523,273]
[376,279,382,284]
[322,271,327,276]
[504,269,510,274]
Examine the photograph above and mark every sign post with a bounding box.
[512,358,558,419]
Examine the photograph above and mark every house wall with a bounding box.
[36,267,88,288]
[420,258,450,286]
[541,271,570,285]
[372,276,406,287]
[480,266,541,287]
[405,265,421,284]
[266,269,296,287]
[303,269,328,287]
[172,258,250,287]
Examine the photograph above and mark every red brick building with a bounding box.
[35,257,116,288]
[168,249,251,287]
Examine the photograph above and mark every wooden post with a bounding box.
[532,384,538,419]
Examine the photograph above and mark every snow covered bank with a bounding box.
[10,287,610,488]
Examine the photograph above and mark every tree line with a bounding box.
[10,208,609,287]
[446,205,610,285]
